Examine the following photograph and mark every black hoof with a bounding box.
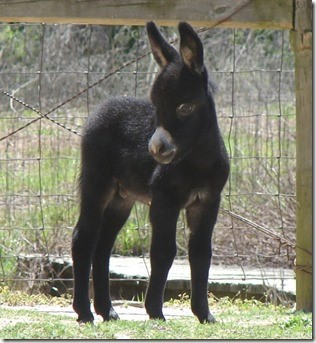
[77,313,94,325]
[106,307,120,321]
[198,312,216,324]
[97,306,120,321]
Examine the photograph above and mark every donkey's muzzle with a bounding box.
[148,127,177,164]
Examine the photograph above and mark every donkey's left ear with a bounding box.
[178,22,204,75]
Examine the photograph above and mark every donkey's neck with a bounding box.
[185,120,224,168]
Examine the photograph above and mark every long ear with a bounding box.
[146,21,179,68]
[178,22,204,75]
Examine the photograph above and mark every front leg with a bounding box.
[145,191,180,320]
[186,195,221,324]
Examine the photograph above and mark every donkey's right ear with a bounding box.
[146,22,179,68]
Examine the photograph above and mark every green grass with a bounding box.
[0,302,312,339]
[0,288,312,340]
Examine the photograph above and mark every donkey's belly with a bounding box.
[116,180,152,204]
[112,146,156,204]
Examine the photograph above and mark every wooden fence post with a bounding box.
[292,0,312,311]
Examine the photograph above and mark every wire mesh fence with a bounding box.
[0,23,296,297]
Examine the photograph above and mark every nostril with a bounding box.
[148,141,159,156]
[158,143,167,155]
[149,142,167,157]
[152,142,175,157]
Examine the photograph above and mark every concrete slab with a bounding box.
[18,254,295,299]
[109,256,295,296]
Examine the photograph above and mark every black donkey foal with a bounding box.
[72,21,229,324]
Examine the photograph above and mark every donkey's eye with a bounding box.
[176,103,195,117]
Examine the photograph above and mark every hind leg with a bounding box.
[72,162,115,324]
[92,193,134,321]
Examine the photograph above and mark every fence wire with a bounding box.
[0,23,296,299]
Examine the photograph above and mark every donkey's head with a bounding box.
[147,22,215,165]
